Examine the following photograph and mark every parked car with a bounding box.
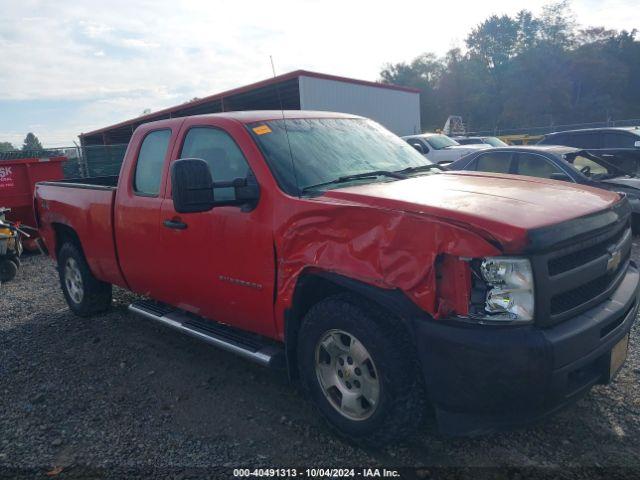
[595,149,640,176]
[538,127,640,149]
[448,146,640,230]
[402,133,490,164]
[451,136,508,147]
[35,112,638,442]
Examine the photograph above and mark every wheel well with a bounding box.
[284,271,427,381]
[52,223,82,257]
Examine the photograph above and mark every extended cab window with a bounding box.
[180,127,251,201]
[516,153,564,179]
[474,152,512,174]
[134,129,171,195]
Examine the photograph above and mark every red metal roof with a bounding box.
[80,70,419,138]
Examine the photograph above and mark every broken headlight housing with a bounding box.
[476,257,535,323]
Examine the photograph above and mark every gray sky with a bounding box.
[0,0,637,147]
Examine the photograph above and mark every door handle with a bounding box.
[163,219,188,230]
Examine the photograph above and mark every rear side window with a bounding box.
[542,134,567,146]
[516,153,564,179]
[569,133,601,149]
[180,127,251,201]
[604,132,637,148]
[134,129,171,195]
[475,152,512,174]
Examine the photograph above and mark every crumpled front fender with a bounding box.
[274,202,501,336]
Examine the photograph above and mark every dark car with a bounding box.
[452,136,507,147]
[539,127,640,149]
[448,146,640,229]
[595,149,640,176]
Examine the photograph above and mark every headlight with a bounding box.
[479,257,534,323]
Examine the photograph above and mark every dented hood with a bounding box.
[320,171,622,251]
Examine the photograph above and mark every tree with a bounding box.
[539,0,576,48]
[0,142,14,152]
[381,54,443,129]
[515,10,541,52]
[22,133,43,152]
[466,15,520,70]
[379,0,640,134]
[577,26,619,45]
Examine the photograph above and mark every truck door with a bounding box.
[157,122,276,338]
[115,126,179,298]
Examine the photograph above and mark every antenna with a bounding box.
[269,55,277,79]
[269,56,299,194]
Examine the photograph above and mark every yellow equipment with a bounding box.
[499,134,545,145]
[0,207,23,283]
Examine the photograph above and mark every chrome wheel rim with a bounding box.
[64,258,84,304]
[315,329,380,421]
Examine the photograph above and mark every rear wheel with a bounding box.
[297,293,426,445]
[58,243,112,316]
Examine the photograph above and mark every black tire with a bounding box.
[8,254,21,269]
[632,214,640,235]
[297,293,426,445]
[0,258,18,282]
[57,242,112,317]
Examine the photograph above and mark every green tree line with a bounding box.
[380,1,640,133]
[0,133,44,153]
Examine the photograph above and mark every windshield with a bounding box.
[248,118,432,194]
[565,153,624,179]
[424,134,459,150]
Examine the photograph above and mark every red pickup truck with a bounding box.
[35,111,638,442]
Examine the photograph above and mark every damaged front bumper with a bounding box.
[412,261,640,436]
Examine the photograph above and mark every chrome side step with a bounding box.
[128,300,285,368]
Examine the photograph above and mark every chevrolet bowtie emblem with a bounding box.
[607,248,622,273]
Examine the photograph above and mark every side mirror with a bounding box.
[550,172,572,182]
[410,142,424,154]
[171,158,215,213]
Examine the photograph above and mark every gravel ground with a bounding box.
[1,247,640,479]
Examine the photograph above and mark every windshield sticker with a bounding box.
[252,125,272,135]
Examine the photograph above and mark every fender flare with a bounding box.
[283,270,430,380]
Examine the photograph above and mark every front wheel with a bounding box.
[297,294,426,445]
[58,243,112,316]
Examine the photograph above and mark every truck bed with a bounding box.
[35,177,126,287]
